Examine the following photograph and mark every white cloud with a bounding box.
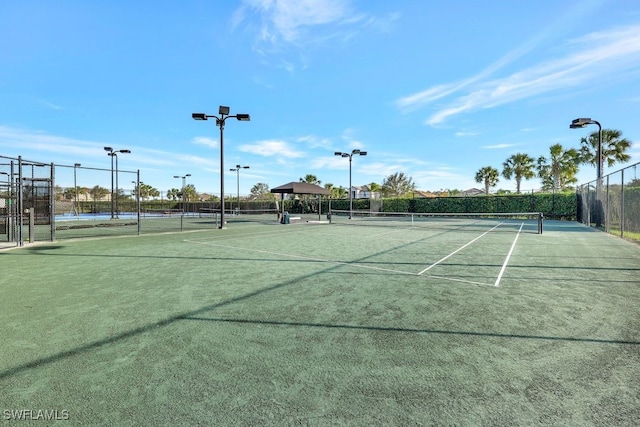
[235,0,381,61]
[397,24,640,126]
[238,139,305,158]
[483,143,518,149]
[455,131,479,137]
[192,136,218,148]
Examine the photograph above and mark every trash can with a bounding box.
[281,211,290,224]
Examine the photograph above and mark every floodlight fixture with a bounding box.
[236,114,251,121]
[192,113,207,120]
[219,105,230,115]
[571,118,594,127]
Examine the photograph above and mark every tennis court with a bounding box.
[1,216,639,425]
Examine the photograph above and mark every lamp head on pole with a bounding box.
[192,113,208,120]
[570,118,594,128]
[236,114,250,121]
[219,106,230,115]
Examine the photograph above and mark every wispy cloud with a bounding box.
[192,136,218,148]
[238,139,305,158]
[483,143,518,149]
[0,125,211,169]
[455,131,479,137]
[397,24,640,126]
[234,0,392,67]
[38,99,63,110]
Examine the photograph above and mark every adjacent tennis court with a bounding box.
[1,216,639,425]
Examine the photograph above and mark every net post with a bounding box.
[538,212,543,234]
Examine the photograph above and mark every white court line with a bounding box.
[494,222,524,287]
[417,223,503,275]
[184,238,495,287]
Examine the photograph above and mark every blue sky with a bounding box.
[1,0,639,196]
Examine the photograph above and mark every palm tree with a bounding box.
[537,143,580,191]
[299,174,321,185]
[166,188,180,201]
[502,153,536,194]
[182,184,198,202]
[474,166,500,195]
[579,129,631,173]
[324,183,345,199]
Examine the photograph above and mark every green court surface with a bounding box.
[1,218,639,425]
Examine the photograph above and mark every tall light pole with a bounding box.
[229,165,249,213]
[192,106,250,229]
[570,117,603,227]
[173,173,191,214]
[335,149,367,219]
[73,163,81,216]
[104,147,130,219]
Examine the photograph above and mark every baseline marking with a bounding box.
[417,223,503,275]
[494,222,524,287]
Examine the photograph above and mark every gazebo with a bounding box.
[270,181,330,220]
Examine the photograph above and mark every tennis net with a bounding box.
[328,210,543,234]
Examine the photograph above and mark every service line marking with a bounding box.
[417,223,503,275]
[494,222,524,287]
[184,239,492,287]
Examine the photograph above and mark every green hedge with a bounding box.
[377,193,576,219]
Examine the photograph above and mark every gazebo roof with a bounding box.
[270,181,330,195]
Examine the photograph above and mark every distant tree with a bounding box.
[140,183,159,200]
[299,174,321,185]
[474,166,500,195]
[166,188,180,201]
[537,143,580,191]
[368,182,382,196]
[90,185,109,201]
[324,183,347,199]
[54,185,65,201]
[63,186,80,201]
[250,182,272,200]
[502,153,536,194]
[579,129,631,173]
[182,184,197,202]
[381,172,416,197]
